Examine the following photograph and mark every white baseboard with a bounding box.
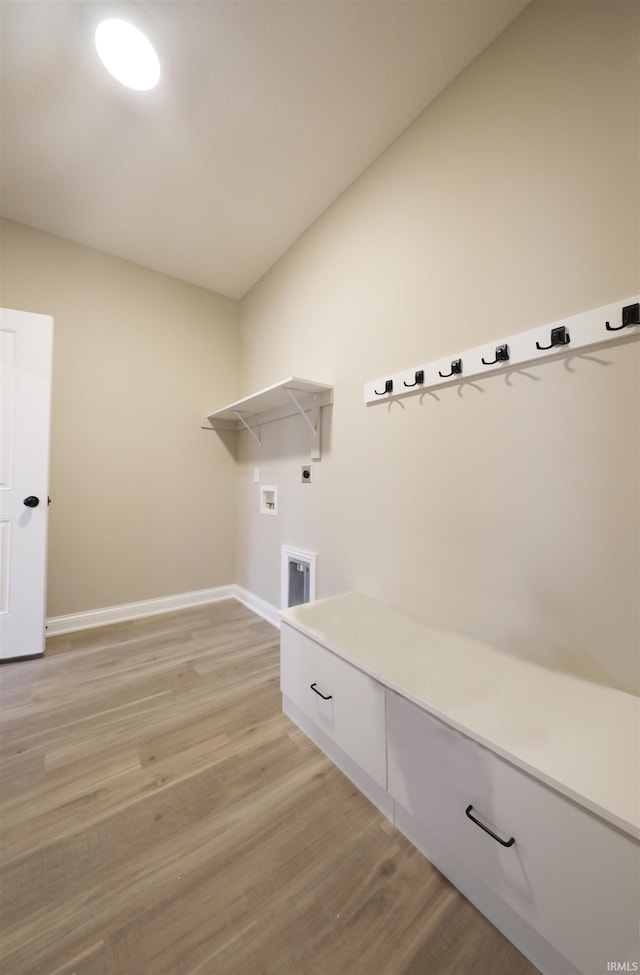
[233,587,281,629]
[45,585,281,636]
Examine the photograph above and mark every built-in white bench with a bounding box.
[280,591,640,975]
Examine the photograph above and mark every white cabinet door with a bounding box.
[0,308,53,659]
[387,691,640,975]
[280,624,386,788]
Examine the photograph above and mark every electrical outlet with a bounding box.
[253,468,260,483]
[301,465,312,483]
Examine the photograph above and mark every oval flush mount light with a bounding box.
[94,17,160,90]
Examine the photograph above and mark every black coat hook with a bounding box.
[404,369,424,388]
[607,302,640,330]
[438,359,462,378]
[481,344,510,365]
[374,379,394,395]
[536,325,570,350]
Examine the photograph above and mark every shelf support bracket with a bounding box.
[233,411,261,445]
[285,388,322,460]
[285,388,318,436]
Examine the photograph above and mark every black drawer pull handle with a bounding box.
[465,805,515,847]
[310,682,332,701]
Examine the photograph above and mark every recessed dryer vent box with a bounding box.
[281,546,316,609]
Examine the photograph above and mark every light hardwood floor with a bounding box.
[0,601,539,975]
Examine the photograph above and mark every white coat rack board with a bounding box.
[364,296,639,405]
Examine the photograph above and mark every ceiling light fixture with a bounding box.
[94,17,160,90]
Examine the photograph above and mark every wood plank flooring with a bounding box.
[0,601,540,975]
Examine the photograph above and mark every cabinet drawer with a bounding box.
[280,624,386,788]
[387,691,640,975]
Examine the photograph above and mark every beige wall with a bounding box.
[238,2,640,694]
[0,219,240,618]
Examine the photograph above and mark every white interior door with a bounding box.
[0,307,53,659]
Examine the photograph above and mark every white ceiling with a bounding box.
[1,0,529,299]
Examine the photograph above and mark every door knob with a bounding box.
[23,496,40,508]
